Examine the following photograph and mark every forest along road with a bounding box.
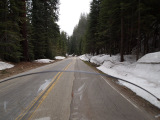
[0,57,154,120]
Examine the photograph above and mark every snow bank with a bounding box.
[80,53,160,108]
[138,52,160,63]
[34,59,54,63]
[90,54,121,65]
[0,61,14,70]
[55,56,65,60]
[79,54,92,61]
[69,54,73,57]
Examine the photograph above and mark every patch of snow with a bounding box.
[97,61,160,108]
[79,54,93,61]
[138,52,160,63]
[80,52,160,108]
[69,54,73,57]
[155,114,160,118]
[34,59,54,63]
[0,61,14,70]
[90,54,120,65]
[133,64,160,82]
[55,56,65,60]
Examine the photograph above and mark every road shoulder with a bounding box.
[82,60,160,120]
[0,60,61,80]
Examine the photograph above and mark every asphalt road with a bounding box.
[0,57,154,120]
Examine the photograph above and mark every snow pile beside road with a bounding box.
[0,61,14,70]
[90,54,121,65]
[79,54,92,61]
[34,59,54,63]
[80,52,160,108]
[138,52,160,63]
[55,56,65,60]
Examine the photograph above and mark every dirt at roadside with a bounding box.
[0,60,59,80]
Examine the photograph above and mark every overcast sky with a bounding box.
[57,0,92,36]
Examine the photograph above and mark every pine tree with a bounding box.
[69,14,88,55]
[32,0,60,59]
[19,0,29,61]
[87,0,101,54]
[82,0,160,61]
[56,31,67,56]
[0,0,22,62]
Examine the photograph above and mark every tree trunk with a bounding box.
[20,0,29,61]
[120,3,124,62]
[129,7,134,54]
[136,0,141,60]
[4,0,8,59]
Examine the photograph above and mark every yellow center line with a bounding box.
[16,72,60,120]
[16,62,72,120]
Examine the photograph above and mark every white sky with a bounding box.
[57,0,92,36]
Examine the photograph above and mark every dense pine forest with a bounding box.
[0,0,160,63]
[70,0,160,61]
[0,0,68,62]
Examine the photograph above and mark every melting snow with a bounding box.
[34,59,54,63]
[155,114,160,118]
[0,61,14,70]
[79,54,92,62]
[79,52,160,108]
[55,56,65,60]
[138,52,160,63]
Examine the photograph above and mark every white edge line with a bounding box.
[81,59,143,112]
[100,75,141,110]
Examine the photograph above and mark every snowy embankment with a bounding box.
[55,56,65,60]
[0,61,14,70]
[34,56,65,63]
[79,54,92,61]
[34,59,54,63]
[79,52,160,108]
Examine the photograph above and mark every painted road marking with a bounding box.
[16,72,60,120]
[91,67,141,111]
[16,62,72,120]
[28,63,72,120]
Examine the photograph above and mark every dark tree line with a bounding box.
[0,0,68,62]
[56,31,68,56]
[70,0,160,61]
[1,0,159,62]
[69,13,88,55]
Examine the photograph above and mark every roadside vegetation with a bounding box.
[69,0,160,62]
[0,0,68,63]
[0,0,159,63]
